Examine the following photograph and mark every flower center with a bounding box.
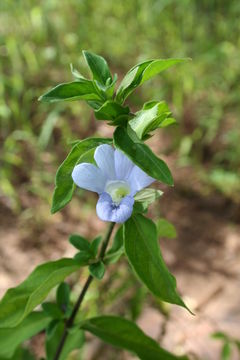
[105,180,130,204]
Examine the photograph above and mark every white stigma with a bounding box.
[105,180,131,204]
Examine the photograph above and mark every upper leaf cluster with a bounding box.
[39,50,188,133]
[39,51,189,214]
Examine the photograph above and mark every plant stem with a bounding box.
[99,222,115,258]
[53,222,115,360]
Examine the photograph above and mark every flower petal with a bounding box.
[96,193,134,223]
[94,144,116,180]
[128,165,155,195]
[114,149,134,180]
[72,163,106,194]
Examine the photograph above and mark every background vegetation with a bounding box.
[0,1,239,359]
[1,0,240,210]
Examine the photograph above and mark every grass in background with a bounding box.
[1,0,240,211]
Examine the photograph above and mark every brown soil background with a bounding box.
[0,130,239,360]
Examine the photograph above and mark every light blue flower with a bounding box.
[72,144,155,223]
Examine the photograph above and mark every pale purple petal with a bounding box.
[114,149,134,180]
[94,144,116,180]
[128,165,155,195]
[96,193,134,223]
[72,163,107,194]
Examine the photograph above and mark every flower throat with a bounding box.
[105,180,131,204]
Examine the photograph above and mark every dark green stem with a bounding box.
[99,222,115,258]
[53,222,115,360]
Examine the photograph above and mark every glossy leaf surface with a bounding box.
[116,58,189,103]
[82,316,189,360]
[124,215,189,311]
[114,127,173,186]
[83,50,112,84]
[0,259,79,328]
[39,80,102,103]
[0,312,50,358]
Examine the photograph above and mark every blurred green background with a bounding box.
[0,1,240,359]
[1,0,240,211]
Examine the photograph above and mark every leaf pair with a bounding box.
[70,234,100,259]
[70,234,105,279]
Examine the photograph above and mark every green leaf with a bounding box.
[81,316,189,360]
[0,312,50,359]
[83,50,112,84]
[56,282,70,314]
[113,127,173,186]
[134,188,163,213]
[74,251,92,265]
[69,234,90,251]
[104,226,124,264]
[0,258,79,328]
[107,114,130,127]
[51,137,112,214]
[116,58,189,103]
[158,117,177,128]
[141,58,190,84]
[124,214,189,311]
[94,100,129,121]
[116,60,152,103]
[89,261,105,280]
[0,348,35,360]
[42,302,63,319]
[90,236,102,257]
[129,101,173,139]
[46,319,60,338]
[86,100,103,110]
[39,79,102,103]
[46,321,84,360]
[1,346,36,360]
[157,218,177,239]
